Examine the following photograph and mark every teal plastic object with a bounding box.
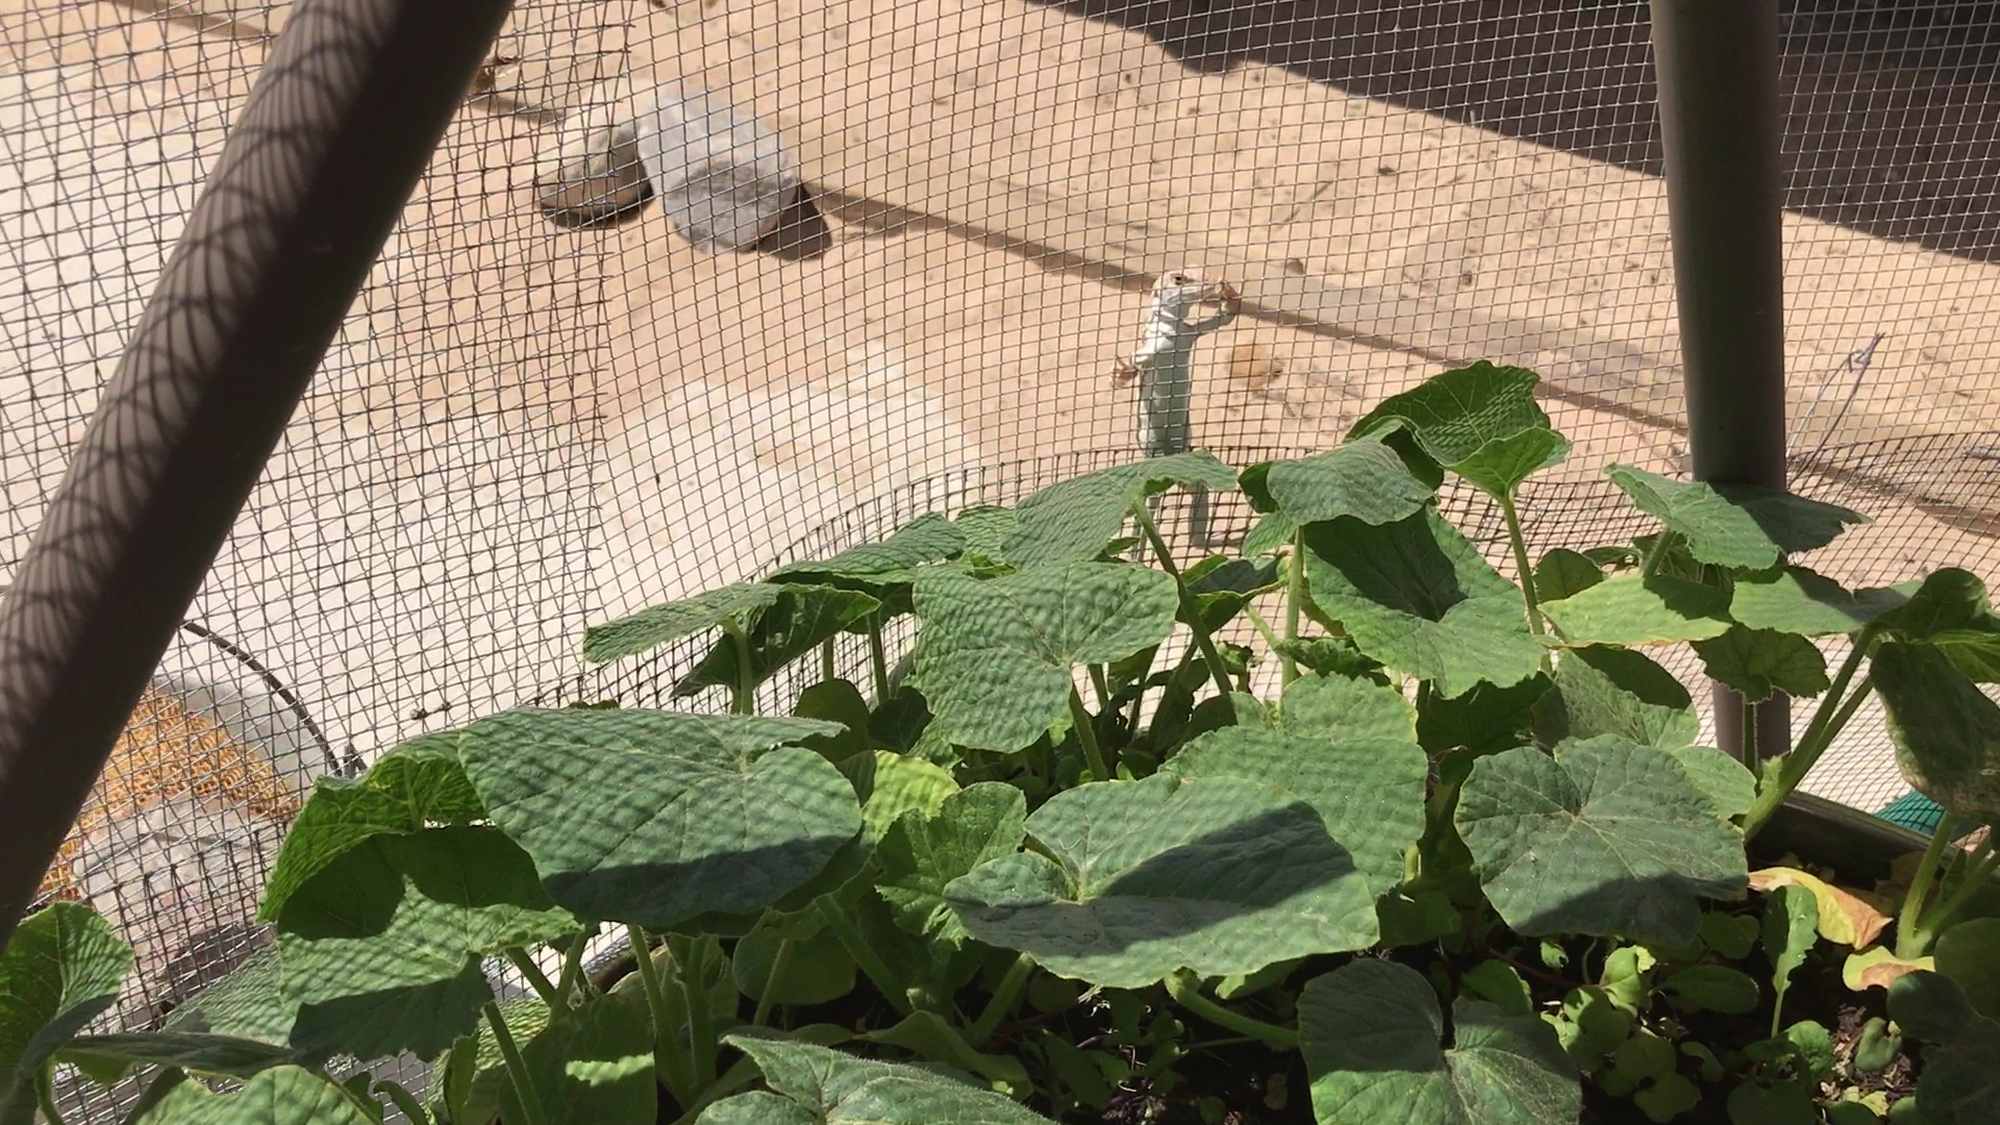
[1875,790,1946,836]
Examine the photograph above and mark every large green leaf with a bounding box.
[770,514,966,593]
[1243,437,1437,527]
[675,585,882,696]
[274,826,576,1061]
[734,914,857,1007]
[700,1034,1059,1124]
[126,1066,380,1124]
[1419,675,1551,756]
[1876,569,2000,682]
[944,774,1377,987]
[260,740,485,921]
[1539,575,1732,646]
[1164,727,1427,896]
[956,507,1018,566]
[1346,362,1571,497]
[1875,642,2000,818]
[1538,646,1698,750]
[1691,627,1831,702]
[1301,509,1544,698]
[1278,672,1418,742]
[1605,465,1866,570]
[455,708,860,929]
[1300,959,1580,1125]
[582,583,784,663]
[59,1030,296,1086]
[161,948,299,1047]
[1454,739,1748,946]
[1890,971,2000,1125]
[1729,567,1915,637]
[0,903,131,1125]
[1001,452,1238,565]
[910,563,1179,751]
[1935,918,2000,1021]
[875,783,1028,949]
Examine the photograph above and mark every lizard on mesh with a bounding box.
[1112,269,1242,545]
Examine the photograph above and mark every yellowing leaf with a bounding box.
[1843,946,1933,992]
[1749,867,1891,948]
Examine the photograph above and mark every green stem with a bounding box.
[1243,602,1282,651]
[559,927,596,1001]
[1897,816,1960,955]
[867,614,892,703]
[1068,686,1114,780]
[505,947,561,1009]
[968,953,1036,1046]
[1741,673,1874,840]
[1904,836,2000,958]
[1283,533,1305,686]
[821,638,836,682]
[753,939,794,1027]
[1164,970,1299,1049]
[1089,664,1112,711]
[36,1067,65,1125]
[627,925,694,1103]
[1640,530,1680,579]
[1740,698,1759,770]
[483,1000,547,1125]
[723,619,756,715]
[1497,493,1546,639]
[671,936,718,1090]
[817,901,914,1015]
[1131,503,1234,698]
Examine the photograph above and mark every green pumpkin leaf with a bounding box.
[59,1031,295,1086]
[1691,627,1832,702]
[1181,556,1282,632]
[1301,509,1545,698]
[160,948,299,1047]
[1455,739,1748,946]
[1662,965,1761,1015]
[260,741,485,922]
[1729,567,1916,637]
[1700,912,1761,960]
[675,585,882,697]
[1539,646,1698,750]
[1000,452,1237,565]
[944,774,1377,988]
[910,563,1179,752]
[1890,971,2000,1125]
[734,916,857,1007]
[1244,437,1437,527]
[1605,465,1867,570]
[1278,672,1419,742]
[703,1033,1059,1124]
[1656,744,1758,821]
[1540,575,1733,647]
[1935,918,2000,1021]
[455,708,860,929]
[1460,961,1534,1017]
[1875,569,2000,682]
[1764,885,1821,1025]
[1875,642,2000,818]
[126,1066,380,1124]
[434,987,657,1125]
[583,582,784,663]
[275,827,576,1061]
[1300,958,1580,1125]
[770,513,966,594]
[792,679,873,761]
[0,903,132,1125]
[1347,361,1572,498]
[1535,549,1604,604]
[875,784,1028,949]
[956,507,1018,566]
[1164,726,1426,898]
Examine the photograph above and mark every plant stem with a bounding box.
[1131,502,1234,698]
[816,900,914,1015]
[559,927,596,1001]
[1640,530,1680,579]
[1741,673,1875,841]
[1903,835,2000,958]
[505,947,562,1009]
[483,1000,547,1125]
[1283,532,1305,686]
[1740,698,1759,770]
[1497,493,1546,639]
[753,939,794,1027]
[1897,816,1960,955]
[723,619,756,715]
[1089,663,1112,711]
[821,638,836,681]
[967,953,1036,1046]
[867,614,892,703]
[1242,603,1281,651]
[1068,686,1114,780]
[627,924,694,1103]
[36,1068,65,1125]
[670,936,718,1091]
[1164,970,1299,1049]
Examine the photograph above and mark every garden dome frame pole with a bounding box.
[1650,0,1792,762]
[0,0,514,947]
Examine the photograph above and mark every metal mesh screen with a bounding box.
[4,0,1999,1117]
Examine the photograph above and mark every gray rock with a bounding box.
[634,80,800,252]
[534,94,650,223]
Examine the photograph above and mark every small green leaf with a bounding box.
[945,774,1377,988]
[793,679,873,761]
[1535,549,1604,604]
[842,750,960,846]
[1347,362,1572,498]
[1165,726,1428,897]
[1539,646,1698,750]
[1662,965,1761,1015]
[862,1012,1032,1098]
[956,506,1018,566]
[445,988,656,1125]
[1180,555,1281,632]
[1875,642,2000,818]
[734,915,857,1007]
[1552,986,1632,1066]
[1244,437,1437,526]
[1634,1072,1701,1122]
[1001,453,1237,565]
[1300,958,1580,1125]
[1853,1016,1903,1075]
[704,1033,1060,1124]
[1461,961,1533,1017]
[1726,1079,1819,1125]
[1764,884,1820,1024]
[1691,627,1832,702]
[455,708,861,930]
[1785,1019,1838,1082]
[876,784,1028,949]
[1729,567,1915,637]
[911,563,1178,752]
[583,582,784,663]
[1278,672,1418,742]
[1600,945,1657,1014]
[1605,465,1867,570]
[1540,575,1733,646]
[1935,918,2000,1020]
[59,1031,295,1086]
[0,903,132,1125]
[1274,635,1385,681]
[1301,509,1545,698]
[1455,739,1748,946]
[1699,912,1760,960]
[770,513,966,596]
[126,1066,380,1124]
[676,585,882,697]
[1890,971,2000,1125]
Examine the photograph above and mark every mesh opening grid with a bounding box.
[3,0,2000,1119]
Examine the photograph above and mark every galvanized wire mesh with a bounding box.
[4,0,2000,1118]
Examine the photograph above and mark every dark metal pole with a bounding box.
[0,0,514,947]
[1649,0,1792,764]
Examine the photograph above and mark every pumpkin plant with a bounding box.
[7,363,2000,1124]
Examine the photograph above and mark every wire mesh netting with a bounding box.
[4,0,2000,1117]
